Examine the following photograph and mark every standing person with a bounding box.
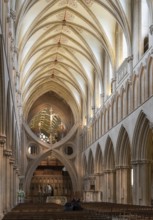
[17,189,25,203]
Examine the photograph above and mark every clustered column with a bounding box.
[9,156,15,208]
[132,160,151,205]
[103,169,116,202]
[116,166,131,204]
[3,149,12,213]
[0,135,6,219]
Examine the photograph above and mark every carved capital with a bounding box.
[13,164,17,170]
[127,55,133,63]
[10,9,16,21]
[18,90,21,95]
[150,25,153,35]
[7,16,11,23]
[83,0,94,7]
[16,168,20,175]
[150,49,153,56]
[14,46,18,54]
[115,165,131,170]
[104,169,115,173]
[3,149,12,157]
[16,71,20,78]
[0,135,6,146]
[8,31,13,39]
[9,157,15,165]
[127,79,132,86]
[149,122,153,129]
[91,106,95,110]
[131,159,152,165]
[100,93,105,98]
[111,77,116,83]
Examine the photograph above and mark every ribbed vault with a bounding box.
[16,0,130,122]
[15,0,131,129]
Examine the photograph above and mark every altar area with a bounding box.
[46,196,67,205]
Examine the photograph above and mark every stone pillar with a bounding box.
[0,135,6,220]
[116,167,121,203]
[132,160,151,205]
[95,173,100,201]
[99,173,104,201]
[3,149,12,213]
[104,170,116,203]
[95,173,100,191]
[140,161,151,205]
[9,157,15,208]
[116,166,131,204]
[13,164,17,205]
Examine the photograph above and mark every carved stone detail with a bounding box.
[10,9,16,21]
[9,157,15,165]
[115,165,131,170]
[149,122,153,129]
[131,160,152,165]
[149,25,153,35]
[7,16,11,23]
[14,46,18,54]
[16,168,20,176]
[13,164,17,170]
[0,135,6,146]
[3,149,12,157]
[127,55,133,63]
[83,0,94,7]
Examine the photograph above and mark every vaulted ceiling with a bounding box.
[15,0,131,132]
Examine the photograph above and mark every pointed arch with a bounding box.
[116,125,132,204]
[95,143,103,174]
[88,149,94,175]
[132,111,153,205]
[104,136,115,170]
[132,111,152,161]
[25,149,78,194]
[82,153,88,176]
[116,126,131,166]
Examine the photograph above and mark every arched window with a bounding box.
[115,24,128,68]
[141,0,149,53]
[104,56,113,98]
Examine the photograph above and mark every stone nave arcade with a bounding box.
[1,0,153,219]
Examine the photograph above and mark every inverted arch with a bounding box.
[25,149,78,194]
